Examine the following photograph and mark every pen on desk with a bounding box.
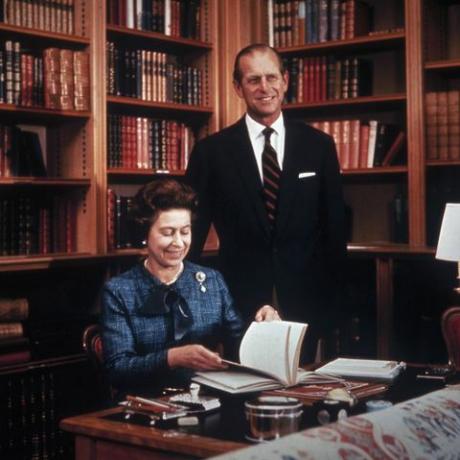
[355,385,388,398]
[126,395,182,412]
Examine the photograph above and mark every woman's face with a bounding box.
[146,208,192,271]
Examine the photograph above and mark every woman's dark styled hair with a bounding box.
[132,179,198,238]
[232,43,285,84]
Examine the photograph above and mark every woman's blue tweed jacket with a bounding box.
[101,260,243,396]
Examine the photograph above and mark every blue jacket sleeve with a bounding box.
[101,284,169,389]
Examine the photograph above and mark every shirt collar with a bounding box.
[245,112,284,139]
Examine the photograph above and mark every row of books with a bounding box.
[310,119,405,170]
[107,0,202,40]
[268,0,371,48]
[0,362,89,459]
[108,115,194,170]
[425,90,460,161]
[107,190,142,250]
[0,0,74,35]
[0,298,30,367]
[285,55,372,104]
[0,194,77,256]
[106,42,202,105]
[0,41,90,111]
[0,124,47,177]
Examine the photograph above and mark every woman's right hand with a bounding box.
[167,345,228,371]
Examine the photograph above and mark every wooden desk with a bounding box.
[61,366,452,459]
[60,406,246,460]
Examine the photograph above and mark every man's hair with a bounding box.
[132,178,198,238]
[232,43,285,84]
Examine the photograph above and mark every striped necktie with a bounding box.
[262,127,281,226]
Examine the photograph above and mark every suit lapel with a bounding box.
[276,122,300,236]
[230,119,271,239]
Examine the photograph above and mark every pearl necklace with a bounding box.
[144,258,184,285]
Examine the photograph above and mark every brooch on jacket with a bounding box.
[195,271,207,292]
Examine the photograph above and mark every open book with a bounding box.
[193,321,340,394]
[315,358,406,382]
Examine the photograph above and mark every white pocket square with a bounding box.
[298,172,316,179]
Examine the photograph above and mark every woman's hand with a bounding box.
[167,344,228,370]
[254,305,281,322]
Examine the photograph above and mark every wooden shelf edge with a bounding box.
[0,23,90,45]
[426,160,460,167]
[283,93,406,110]
[107,96,213,113]
[108,168,185,176]
[347,243,435,257]
[0,353,87,376]
[106,249,147,257]
[0,177,91,186]
[425,58,460,71]
[0,253,111,272]
[106,24,212,50]
[277,31,405,54]
[0,104,91,118]
[342,166,408,175]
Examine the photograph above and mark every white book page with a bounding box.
[316,358,406,381]
[193,371,280,391]
[321,358,399,371]
[283,321,308,384]
[239,321,290,385]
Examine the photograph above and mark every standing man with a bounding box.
[186,44,347,360]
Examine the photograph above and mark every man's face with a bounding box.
[233,50,288,126]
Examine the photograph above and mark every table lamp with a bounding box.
[436,203,460,294]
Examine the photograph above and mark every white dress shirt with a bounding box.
[245,113,286,181]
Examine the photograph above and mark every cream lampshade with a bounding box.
[436,203,460,293]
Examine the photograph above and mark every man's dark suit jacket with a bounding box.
[186,116,347,337]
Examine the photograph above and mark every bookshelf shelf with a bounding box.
[0,104,91,122]
[278,31,405,55]
[0,23,90,47]
[0,178,91,187]
[342,166,408,176]
[424,58,460,76]
[106,25,212,53]
[348,242,435,257]
[107,168,185,177]
[108,248,148,257]
[107,96,213,114]
[0,253,100,272]
[426,160,460,167]
[0,353,87,377]
[283,94,406,112]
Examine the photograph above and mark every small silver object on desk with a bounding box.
[245,396,303,443]
[169,383,221,412]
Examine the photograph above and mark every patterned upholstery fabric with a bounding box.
[211,385,460,460]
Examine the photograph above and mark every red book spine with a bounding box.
[341,119,351,169]
[358,123,370,169]
[0,350,31,367]
[349,119,361,169]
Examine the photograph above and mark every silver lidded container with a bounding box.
[245,396,303,442]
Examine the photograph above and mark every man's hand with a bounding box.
[254,305,281,322]
[167,344,228,370]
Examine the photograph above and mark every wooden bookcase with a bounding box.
[0,4,98,271]
[0,1,219,458]
[95,0,219,255]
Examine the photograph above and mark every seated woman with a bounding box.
[101,179,278,397]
